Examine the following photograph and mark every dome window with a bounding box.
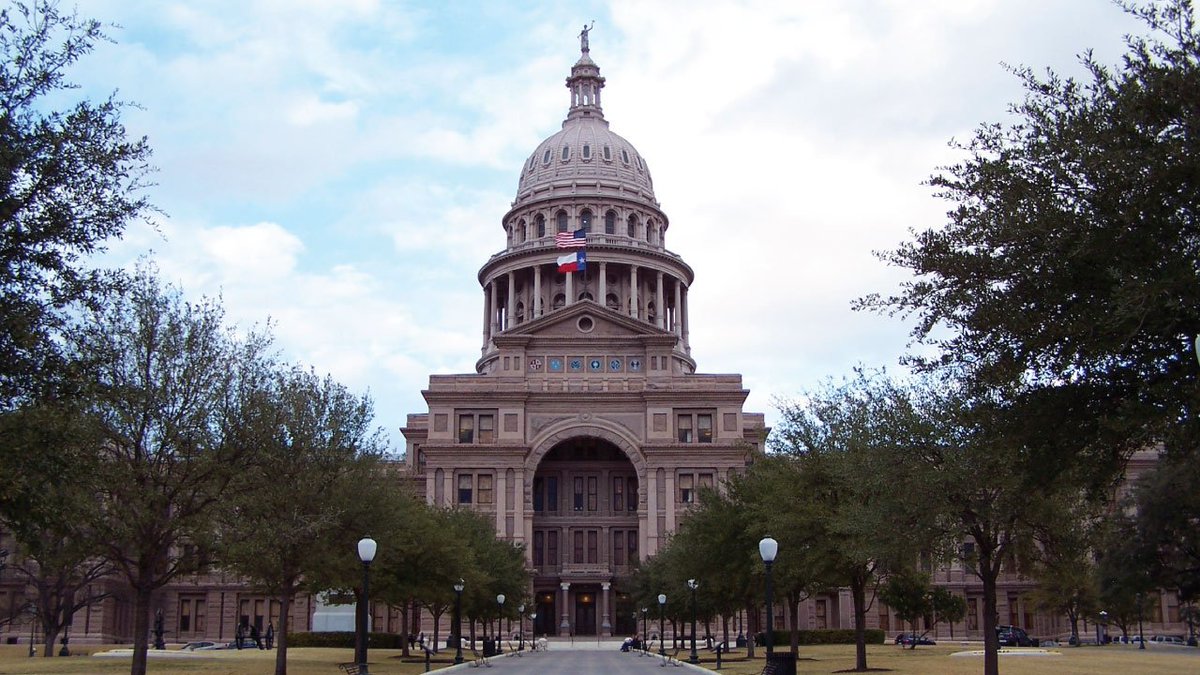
[627,215,638,238]
[621,149,630,164]
[542,149,552,165]
[582,144,591,160]
[556,210,568,233]
[536,214,546,238]
[580,209,593,232]
[604,210,616,235]
[561,145,571,161]
[603,146,612,161]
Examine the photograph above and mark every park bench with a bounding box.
[337,663,361,675]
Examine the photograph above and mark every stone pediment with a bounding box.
[496,301,674,342]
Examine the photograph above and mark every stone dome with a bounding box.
[512,50,657,209]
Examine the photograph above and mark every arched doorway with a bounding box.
[529,436,639,636]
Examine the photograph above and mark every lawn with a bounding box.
[0,643,1196,674]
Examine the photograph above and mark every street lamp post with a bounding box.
[530,612,537,644]
[759,536,779,659]
[1137,593,1146,650]
[453,580,465,664]
[658,594,667,658]
[356,537,377,675]
[518,604,525,651]
[496,594,506,653]
[642,607,648,653]
[687,579,700,663]
[1099,610,1108,645]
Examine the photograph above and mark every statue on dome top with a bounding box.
[579,22,593,53]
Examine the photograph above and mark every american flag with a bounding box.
[555,228,587,248]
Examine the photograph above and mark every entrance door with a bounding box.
[575,593,597,635]
[535,594,556,637]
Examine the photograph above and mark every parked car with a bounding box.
[996,625,1038,647]
[894,633,937,646]
[181,641,215,651]
[1151,635,1185,645]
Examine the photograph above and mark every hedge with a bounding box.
[286,631,409,649]
[756,628,886,646]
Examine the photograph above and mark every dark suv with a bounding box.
[996,625,1037,647]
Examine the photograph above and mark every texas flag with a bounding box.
[557,250,586,273]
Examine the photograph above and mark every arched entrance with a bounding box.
[529,436,640,636]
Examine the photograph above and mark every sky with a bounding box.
[59,0,1153,452]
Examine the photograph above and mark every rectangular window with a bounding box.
[628,531,638,562]
[478,474,494,504]
[458,474,473,504]
[478,414,495,443]
[878,603,890,632]
[627,477,637,511]
[574,531,585,563]
[587,530,598,563]
[613,530,625,565]
[697,414,713,443]
[533,531,544,567]
[587,476,598,511]
[179,598,192,633]
[679,474,695,504]
[547,477,558,512]
[457,411,497,444]
[967,598,979,631]
[613,477,625,512]
[533,478,544,512]
[816,599,828,630]
[573,477,584,511]
[699,473,713,490]
[676,415,693,443]
[548,530,559,565]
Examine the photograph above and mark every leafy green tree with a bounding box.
[1025,493,1104,646]
[0,0,153,545]
[65,271,272,675]
[859,0,1200,467]
[217,364,396,675]
[1125,453,1200,603]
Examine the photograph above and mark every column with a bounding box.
[601,582,612,636]
[560,583,571,633]
[673,278,682,337]
[645,468,658,554]
[665,472,677,532]
[566,270,574,306]
[482,282,492,347]
[534,265,543,318]
[489,281,499,337]
[655,271,665,329]
[495,470,506,534]
[507,271,516,328]
[681,284,690,352]
[629,265,639,319]
[599,262,607,307]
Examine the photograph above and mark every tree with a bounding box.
[217,364,397,675]
[1125,453,1200,603]
[67,271,271,675]
[878,570,965,649]
[859,0,1200,463]
[0,0,153,544]
[1025,493,1104,646]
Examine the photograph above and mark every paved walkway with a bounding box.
[440,643,711,673]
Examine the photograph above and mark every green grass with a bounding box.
[0,643,1196,674]
[692,643,1199,674]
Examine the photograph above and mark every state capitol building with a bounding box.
[0,33,1185,648]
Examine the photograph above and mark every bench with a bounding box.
[337,663,361,675]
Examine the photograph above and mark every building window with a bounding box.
[699,473,713,491]
[587,476,598,511]
[458,474,473,504]
[679,474,695,503]
[603,145,612,161]
[967,598,979,631]
[556,210,568,233]
[574,530,584,563]
[613,530,625,565]
[627,477,637,510]
[580,209,592,232]
[587,530,598,563]
[478,474,494,504]
[605,210,616,234]
[676,411,714,443]
[627,215,638,238]
[574,477,584,511]
[517,219,525,243]
[561,145,570,161]
[457,411,495,444]
[533,531,544,566]
[628,530,638,561]
[542,148,552,165]
[582,144,591,160]
[612,477,624,511]
[179,595,206,634]
[548,530,559,564]
[536,214,546,238]
[621,148,630,164]
[534,476,558,511]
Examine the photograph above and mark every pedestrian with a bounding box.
[235,623,244,650]
[250,623,262,649]
[265,622,275,649]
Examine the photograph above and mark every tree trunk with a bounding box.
[851,576,869,671]
[274,591,292,675]
[744,600,756,659]
[130,586,153,675]
[980,555,1001,675]
[788,594,800,656]
[400,600,411,657]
